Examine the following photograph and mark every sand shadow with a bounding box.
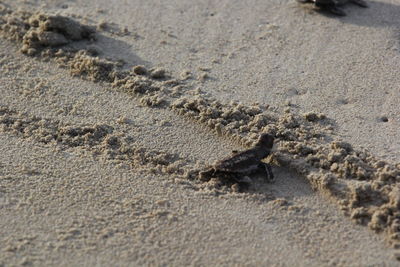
[333,0,400,29]
[93,34,150,70]
[314,0,400,30]
[248,166,315,200]
[301,0,400,47]
[337,1,400,49]
[62,30,149,71]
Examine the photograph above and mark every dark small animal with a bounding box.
[297,0,368,16]
[199,133,274,186]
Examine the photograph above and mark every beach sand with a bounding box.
[0,0,400,265]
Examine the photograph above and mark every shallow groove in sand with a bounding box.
[0,105,191,178]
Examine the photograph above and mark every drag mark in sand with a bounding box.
[0,106,188,177]
[1,7,400,247]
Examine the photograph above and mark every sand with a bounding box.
[1,0,400,266]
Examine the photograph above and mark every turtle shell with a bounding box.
[214,148,263,174]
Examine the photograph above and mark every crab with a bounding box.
[297,0,368,16]
[199,133,275,187]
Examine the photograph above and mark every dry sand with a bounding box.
[1,0,400,266]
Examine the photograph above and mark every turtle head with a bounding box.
[255,133,274,149]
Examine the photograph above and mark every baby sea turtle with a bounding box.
[199,133,275,186]
[297,0,368,16]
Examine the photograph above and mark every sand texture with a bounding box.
[1,0,400,266]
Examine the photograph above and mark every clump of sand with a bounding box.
[56,50,117,82]
[0,7,95,55]
[22,13,94,54]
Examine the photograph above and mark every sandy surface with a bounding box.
[1,0,400,266]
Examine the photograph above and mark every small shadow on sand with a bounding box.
[249,166,314,200]
[94,34,150,69]
[333,0,400,29]
[304,0,400,36]
[338,1,400,49]
[299,0,400,30]
[64,28,149,70]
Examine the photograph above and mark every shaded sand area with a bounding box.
[1,0,400,265]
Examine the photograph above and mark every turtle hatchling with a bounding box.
[199,133,275,187]
[297,0,368,16]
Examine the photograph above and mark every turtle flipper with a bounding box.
[232,175,252,191]
[199,168,215,181]
[314,0,347,16]
[349,0,368,7]
[259,163,274,182]
[327,5,346,15]
[234,175,252,184]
